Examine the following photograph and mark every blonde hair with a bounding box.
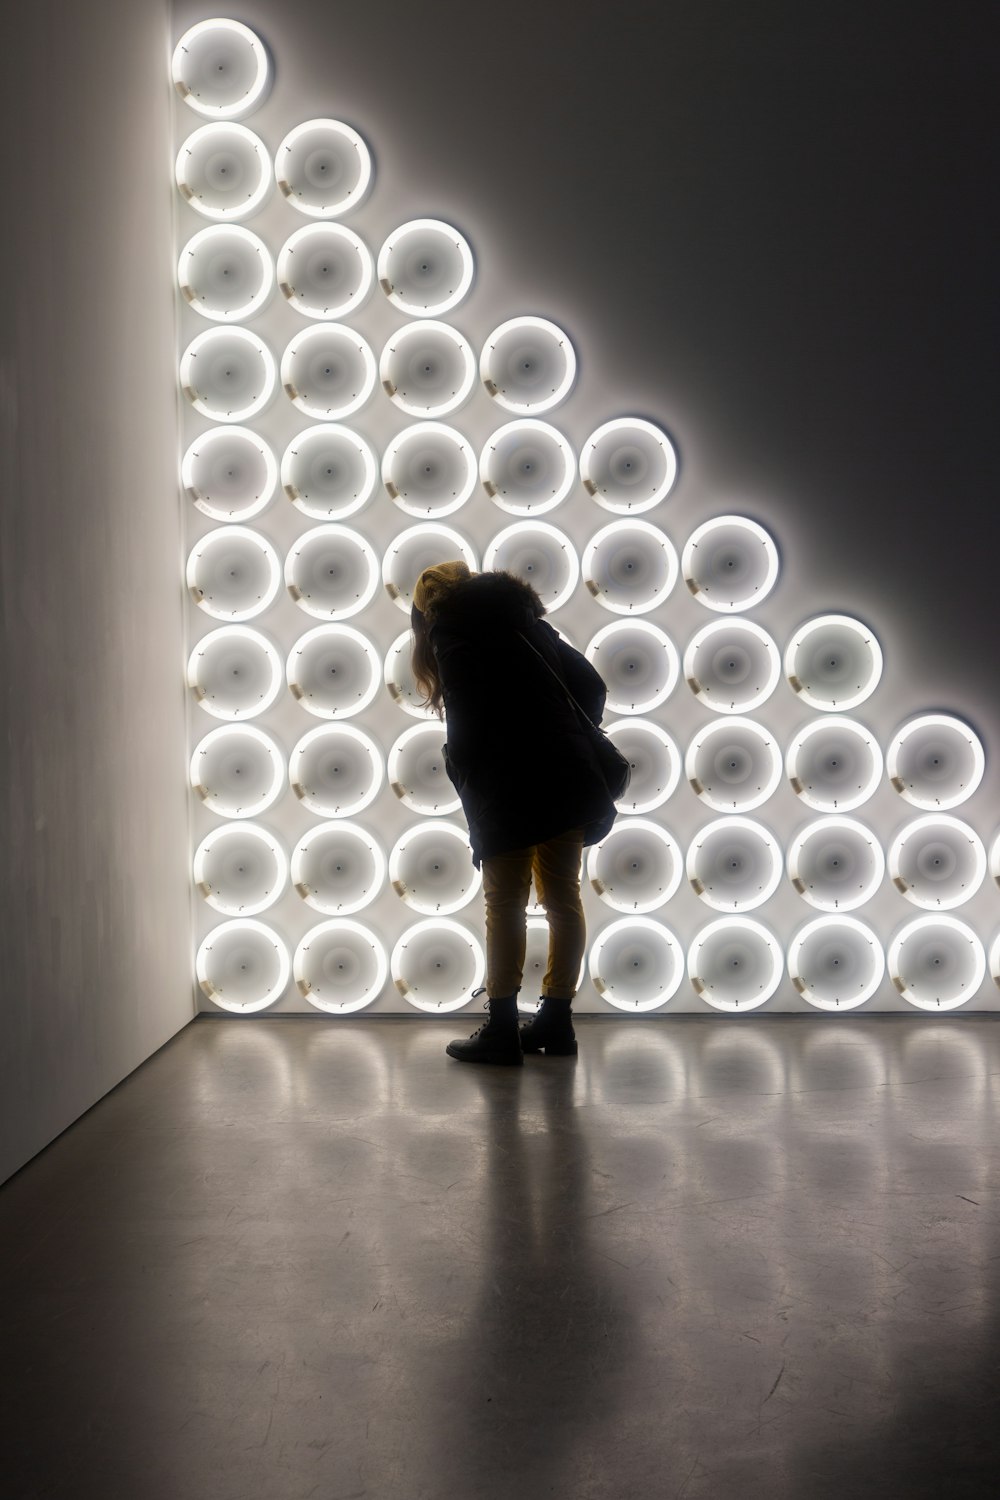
[410,606,444,718]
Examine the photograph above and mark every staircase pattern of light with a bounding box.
[173,20,997,1016]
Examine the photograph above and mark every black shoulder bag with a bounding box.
[517,631,632,802]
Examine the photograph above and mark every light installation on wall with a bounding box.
[172,19,998,1017]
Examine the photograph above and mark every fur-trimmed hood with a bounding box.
[426,569,546,637]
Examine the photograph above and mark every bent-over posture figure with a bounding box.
[410,560,618,1066]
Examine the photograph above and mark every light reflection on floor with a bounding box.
[1,1014,998,1500]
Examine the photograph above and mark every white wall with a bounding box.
[0,0,193,1183]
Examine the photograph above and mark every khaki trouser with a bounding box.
[481,828,586,1000]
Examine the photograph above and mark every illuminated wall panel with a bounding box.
[172,19,999,1016]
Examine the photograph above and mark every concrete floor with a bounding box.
[1,1015,998,1500]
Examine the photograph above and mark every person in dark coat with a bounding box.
[410,560,618,1066]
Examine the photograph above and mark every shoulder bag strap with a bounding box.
[517,630,594,728]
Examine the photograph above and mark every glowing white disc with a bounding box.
[178,225,274,322]
[788,915,885,1011]
[275,119,373,218]
[687,918,783,1012]
[887,714,986,811]
[588,917,685,1011]
[784,614,883,712]
[681,515,779,612]
[197,919,289,1012]
[480,317,576,414]
[175,123,271,220]
[888,916,986,1011]
[172,20,270,120]
[294,920,388,1014]
[378,218,474,317]
[193,822,287,916]
[580,418,677,513]
[182,426,277,523]
[391,919,486,1013]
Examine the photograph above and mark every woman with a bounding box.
[410,560,619,1066]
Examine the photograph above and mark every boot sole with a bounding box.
[445,1044,524,1065]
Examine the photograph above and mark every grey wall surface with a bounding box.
[0,0,194,1183]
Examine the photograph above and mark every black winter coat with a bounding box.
[428,571,619,867]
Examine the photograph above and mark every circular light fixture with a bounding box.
[586,621,679,715]
[291,822,387,915]
[582,520,679,616]
[681,515,779,612]
[286,625,381,719]
[587,820,683,913]
[175,123,271,220]
[787,915,885,1011]
[187,625,283,720]
[687,917,783,1011]
[888,915,986,1010]
[786,716,883,813]
[388,823,482,916]
[580,418,677,513]
[172,19,270,120]
[284,525,380,620]
[479,420,575,515]
[483,521,579,612]
[193,822,288,916]
[686,817,783,912]
[391,919,486,1012]
[180,326,276,422]
[378,218,474,317]
[787,816,885,912]
[685,718,783,814]
[886,714,985,811]
[480,316,576,414]
[380,321,477,418]
[182,426,278,524]
[275,119,373,218]
[388,722,461,816]
[588,917,685,1011]
[382,423,478,518]
[280,325,377,420]
[784,614,883,712]
[289,723,384,816]
[604,720,682,814]
[190,724,285,819]
[888,815,987,910]
[294,920,388,1014]
[186,526,281,622]
[281,424,378,521]
[683,619,781,715]
[177,225,274,322]
[381,523,478,614]
[277,223,374,320]
[383,629,437,720]
[197,919,289,1012]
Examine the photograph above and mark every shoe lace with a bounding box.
[468,986,490,1036]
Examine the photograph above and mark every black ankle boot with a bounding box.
[446,991,524,1066]
[519,997,577,1056]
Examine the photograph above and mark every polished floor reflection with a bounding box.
[1,1015,998,1499]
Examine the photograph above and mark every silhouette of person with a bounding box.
[410,561,618,1065]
